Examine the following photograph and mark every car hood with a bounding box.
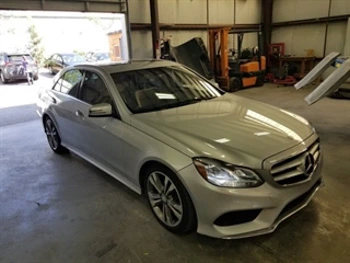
[130,94,314,168]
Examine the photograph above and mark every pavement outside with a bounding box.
[0,78,349,263]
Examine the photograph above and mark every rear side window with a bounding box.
[53,69,83,97]
[8,55,33,62]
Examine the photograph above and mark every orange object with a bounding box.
[242,77,257,87]
[240,61,259,72]
[208,28,266,92]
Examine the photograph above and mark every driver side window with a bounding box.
[79,71,111,105]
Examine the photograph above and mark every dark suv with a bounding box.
[0,53,39,84]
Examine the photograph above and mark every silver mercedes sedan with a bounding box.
[37,60,323,239]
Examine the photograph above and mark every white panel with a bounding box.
[128,0,150,23]
[272,25,326,57]
[272,0,295,23]
[159,0,207,24]
[325,22,347,55]
[271,27,293,54]
[293,0,328,20]
[330,0,350,16]
[343,18,350,56]
[290,24,326,57]
[273,0,329,23]
[131,31,153,58]
[235,0,261,24]
[208,0,235,24]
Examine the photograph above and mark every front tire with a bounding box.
[229,77,241,92]
[44,117,68,154]
[145,165,196,234]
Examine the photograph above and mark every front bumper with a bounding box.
[178,136,323,239]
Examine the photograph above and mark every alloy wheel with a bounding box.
[147,171,183,227]
[1,72,5,83]
[45,118,59,150]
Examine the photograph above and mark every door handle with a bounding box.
[75,110,84,117]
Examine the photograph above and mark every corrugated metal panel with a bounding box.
[0,0,127,13]
[273,0,329,23]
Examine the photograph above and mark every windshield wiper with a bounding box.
[172,97,205,107]
[133,97,215,114]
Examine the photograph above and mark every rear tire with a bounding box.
[0,72,8,84]
[144,164,196,234]
[44,117,68,154]
[34,74,39,80]
[229,77,241,92]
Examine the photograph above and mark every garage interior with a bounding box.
[0,0,349,262]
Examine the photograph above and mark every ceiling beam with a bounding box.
[272,14,350,27]
[131,23,260,31]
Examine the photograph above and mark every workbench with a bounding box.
[279,56,315,79]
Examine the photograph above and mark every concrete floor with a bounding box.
[0,82,349,263]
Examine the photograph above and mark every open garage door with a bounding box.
[0,0,131,60]
[0,0,127,13]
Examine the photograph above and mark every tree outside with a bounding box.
[27,24,45,66]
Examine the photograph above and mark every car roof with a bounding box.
[58,53,80,56]
[73,59,180,74]
[51,53,82,56]
[7,53,31,56]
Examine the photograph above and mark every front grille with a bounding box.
[270,139,321,186]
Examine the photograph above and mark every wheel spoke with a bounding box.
[168,201,183,220]
[163,176,176,196]
[163,176,169,193]
[47,136,53,146]
[165,183,175,197]
[51,135,58,149]
[148,193,161,207]
[46,120,52,131]
[163,204,172,224]
[149,173,163,194]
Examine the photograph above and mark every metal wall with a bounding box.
[272,0,350,57]
[0,0,127,13]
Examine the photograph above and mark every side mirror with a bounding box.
[89,103,112,117]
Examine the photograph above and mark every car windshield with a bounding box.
[111,66,224,114]
[63,54,85,64]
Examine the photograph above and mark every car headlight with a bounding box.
[193,158,263,188]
